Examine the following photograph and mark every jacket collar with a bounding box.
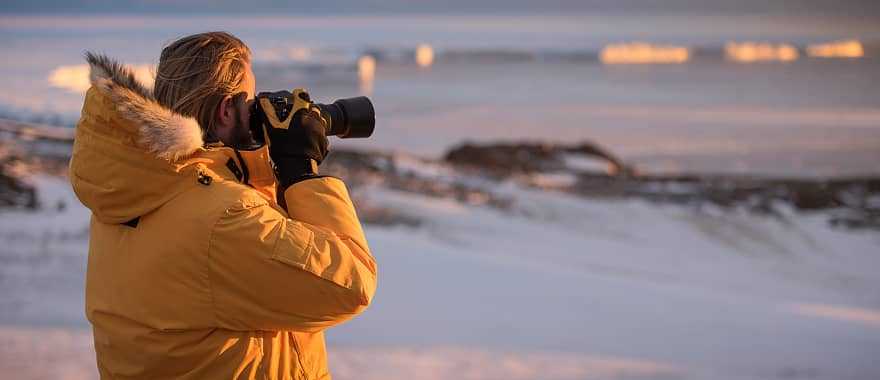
[197,144,279,204]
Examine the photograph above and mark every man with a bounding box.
[69,31,377,379]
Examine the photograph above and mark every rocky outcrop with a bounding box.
[327,143,880,230]
[444,141,633,177]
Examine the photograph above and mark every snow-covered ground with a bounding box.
[1,175,879,379]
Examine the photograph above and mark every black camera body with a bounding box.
[249,88,375,146]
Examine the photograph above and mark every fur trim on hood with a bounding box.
[86,52,204,161]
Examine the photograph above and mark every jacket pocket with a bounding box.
[270,221,355,290]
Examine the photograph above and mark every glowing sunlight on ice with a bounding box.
[600,42,690,64]
[48,63,155,94]
[357,55,376,95]
[415,43,435,68]
[807,39,865,58]
[725,42,799,63]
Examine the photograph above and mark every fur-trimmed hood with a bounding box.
[84,52,205,160]
[69,53,221,224]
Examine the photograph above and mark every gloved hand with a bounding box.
[266,107,330,188]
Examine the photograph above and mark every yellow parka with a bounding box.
[69,55,377,379]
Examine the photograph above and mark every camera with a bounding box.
[250,88,375,145]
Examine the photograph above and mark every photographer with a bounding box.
[69,32,377,379]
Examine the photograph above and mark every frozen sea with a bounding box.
[2,13,880,176]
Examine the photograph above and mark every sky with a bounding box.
[2,0,880,16]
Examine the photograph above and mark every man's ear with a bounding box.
[216,95,235,128]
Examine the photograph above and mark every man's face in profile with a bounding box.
[219,62,258,148]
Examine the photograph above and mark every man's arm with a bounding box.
[208,177,376,332]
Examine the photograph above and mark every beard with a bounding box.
[226,95,261,150]
[229,107,258,149]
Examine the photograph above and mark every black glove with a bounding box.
[266,108,330,188]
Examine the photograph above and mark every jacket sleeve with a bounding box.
[208,177,377,332]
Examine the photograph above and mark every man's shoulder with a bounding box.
[165,174,276,221]
[211,178,273,210]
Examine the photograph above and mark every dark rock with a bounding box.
[444,141,630,177]
[788,184,839,210]
[0,157,38,210]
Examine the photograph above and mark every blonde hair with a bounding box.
[154,31,251,137]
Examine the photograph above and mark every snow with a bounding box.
[562,153,613,174]
[867,195,880,209]
[392,153,456,179]
[1,174,879,379]
[525,172,579,188]
[0,176,90,326]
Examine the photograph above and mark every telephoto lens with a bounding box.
[316,97,375,138]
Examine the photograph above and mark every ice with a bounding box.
[562,153,614,174]
[1,173,879,379]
